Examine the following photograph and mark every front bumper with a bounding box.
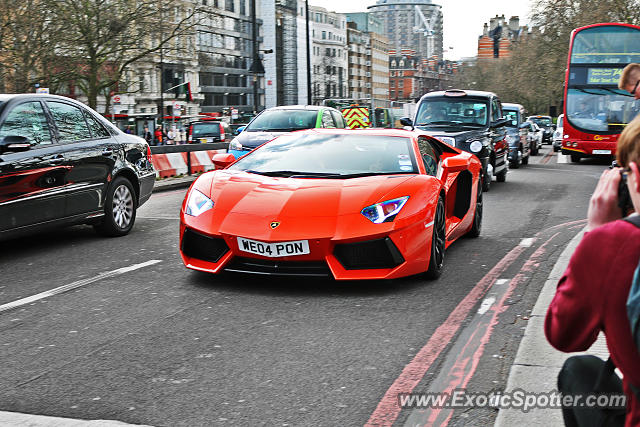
[508,146,521,163]
[179,220,432,281]
[561,140,617,157]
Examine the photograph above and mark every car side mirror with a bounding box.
[0,135,31,153]
[212,153,236,169]
[442,156,468,172]
[519,123,529,129]
[399,117,413,127]
[235,126,246,135]
[490,118,508,128]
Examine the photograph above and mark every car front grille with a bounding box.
[224,257,332,277]
[181,228,230,263]
[333,237,405,270]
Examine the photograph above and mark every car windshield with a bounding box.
[414,97,489,129]
[192,123,221,136]
[529,117,552,126]
[245,110,318,132]
[228,133,418,177]
[503,110,519,128]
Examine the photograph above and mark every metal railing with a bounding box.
[150,142,228,175]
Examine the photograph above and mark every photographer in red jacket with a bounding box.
[545,117,640,427]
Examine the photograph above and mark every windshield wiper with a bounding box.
[459,123,485,128]
[245,170,342,178]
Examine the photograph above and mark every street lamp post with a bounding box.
[305,0,312,104]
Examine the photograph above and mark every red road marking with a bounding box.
[364,244,527,426]
[426,233,559,426]
[541,150,554,164]
[365,219,587,427]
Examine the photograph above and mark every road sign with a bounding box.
[231,108,238,120]
[112,95,121,104]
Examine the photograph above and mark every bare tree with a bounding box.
[456,0,640,114]
[35,0,201,110]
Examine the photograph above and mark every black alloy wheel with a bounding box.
[94,176,137,237]
[425,196,446,279]
[468,180,482,238]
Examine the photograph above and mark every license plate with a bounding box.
[198,138,208,143]
[593,150,611,155]
[237,237,310,257]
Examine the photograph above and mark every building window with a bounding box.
[240,0,245,15]
[225,0,234,12]
[322,31,326,40]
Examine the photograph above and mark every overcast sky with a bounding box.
[308,0,535,60]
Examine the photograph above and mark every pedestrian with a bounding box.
[154,126,163,145]
[545,117,640,427]
[124,125,133,134]
[167,127,175,145]
[143,126,152,145]
[619,63,640,100]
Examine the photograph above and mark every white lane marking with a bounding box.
[0,260,162,314]
[558,153,569,164]
[519,238,535,247]
[425,220,434,228]
[495,279,509,285]
[478,297,496,315]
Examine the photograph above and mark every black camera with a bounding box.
[610,160,634,215]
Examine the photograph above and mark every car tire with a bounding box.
[94,176,137,237]
[531,145,538,156]
[425,196,446,279]
[570,154,581,163]
[482,170,491,192]
[553,145,559,152]
[467,181,482,238]
[496,169,507,182]
[510,160,520,169]
[522,155,529,165]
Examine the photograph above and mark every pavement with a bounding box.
[151,174,198,193]
[494,228,611,426]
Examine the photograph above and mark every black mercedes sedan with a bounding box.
[401,89,509,192]
[0,94,155,240]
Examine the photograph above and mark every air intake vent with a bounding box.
[182,228,229,263]
[334,237,404,270]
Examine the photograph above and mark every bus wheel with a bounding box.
[570,154,581,163]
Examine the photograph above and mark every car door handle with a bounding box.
[47,155,64,165]
[102,149,114,156]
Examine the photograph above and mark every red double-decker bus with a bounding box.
[561,23,640,162]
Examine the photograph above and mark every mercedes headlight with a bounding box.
[468,140,483,153]
[229,139,243,150]
[361,196,410,224]
[185,189,214,217]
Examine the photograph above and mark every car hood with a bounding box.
[235,131,287,149]
[202,171,417,240]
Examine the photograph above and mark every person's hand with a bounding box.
[586,168,622,231]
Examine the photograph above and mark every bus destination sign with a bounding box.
[587,68,622,85]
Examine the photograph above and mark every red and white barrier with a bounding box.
[150,149,227,178]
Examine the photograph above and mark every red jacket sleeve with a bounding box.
[544,230,605,352]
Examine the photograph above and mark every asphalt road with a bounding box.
[0,147,612,427]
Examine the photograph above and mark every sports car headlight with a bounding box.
[229,139,243,150]
[361,196,409,224]
[468,140,483,153]
[185,189,214,217]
